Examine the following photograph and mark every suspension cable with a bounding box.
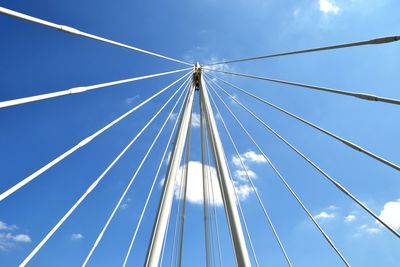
[206,78,291,267]
[207,77,352,266]
[122,80,191,267]
[200,94,212,267]
[0,71,191,202]
[177,107,193,267]
[206,142,224,267]
[204,35,400,66]
[211,79,400,239]
[208,74,400,171]
[204,69,400,106]
[0,6,193,66]
[0,68,191,109]
[169,150,187,267]
[19,74,190,267]
[81,78,189,267]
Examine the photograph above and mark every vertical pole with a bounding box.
[145,78,196,267]
[199,69,251,267]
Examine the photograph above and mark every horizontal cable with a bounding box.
[208,74,400,171]
[0,6,192,66]
[206,78,292,267]
[0,68,191,109]
[204,35,400,65]
[82,78,189,267]
[207,77,350,266]
[0,71,191,202]
[122,79,190,267]
[212,80,400,239]
[19,75,190,267]
[205,69,400,106]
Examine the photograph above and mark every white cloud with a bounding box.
[71,233,84,240]
[234,169,257,182]
[344,214,356,223]
[174,161,223,206]
[314,211,335,220]
[319,0,340,14]
[232,151,266,168]
[378,199,400,230]
[0,233,31,251]
[172,161,255,206]
[0,221,17,231]
[0,220,31,251]
[191,112,201,128]
[234,183,255,201]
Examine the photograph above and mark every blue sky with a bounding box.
[1,0,400,266]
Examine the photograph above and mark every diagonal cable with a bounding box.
[0,71,191,202]
[81,77,189,267]
[208,74,400,171]
[204,35,400,66]
[206,78,291,267]
[122,79,191,267]
[207,76,351,266]
[19,74,190,267]
[210,78,400,239]
[204,69,400,106]
[0,68,191,109]
[0,6,193,66]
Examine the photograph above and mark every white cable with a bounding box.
[122,79,191,267]
[206,78,291,267]
[0,68,191,109]
[81,76,190,267]
[19,75,191,267]
[0,72,191,202]
[0,6,193,66]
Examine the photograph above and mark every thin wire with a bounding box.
[207,150,224,267]
[207,76,351,266]
[205,69,400,106]
[200,94,212,267]
[0,68,191,109]
[211,78,400,239]
[203,126,224,267]
[177,108,193,267]
[169,151,187,267]
[208,74,400,171]
[0,71,191,202]
[207,78,283,267]
[19,75,190,267]
[206,79,262,267]
[122,79,191,267]
[204,35,400,65]
[0,6,193,66]
[81,77,189,267]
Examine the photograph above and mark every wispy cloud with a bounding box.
[125,95,140,105]
[71,233,84,241]
[313,211,335,220]
[191,112,201,128]
[344,214,356,223]
[232,150,267,169]
[0,221,31,251]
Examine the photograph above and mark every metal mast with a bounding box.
[144,72,196,267]
[198,65,251,267]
